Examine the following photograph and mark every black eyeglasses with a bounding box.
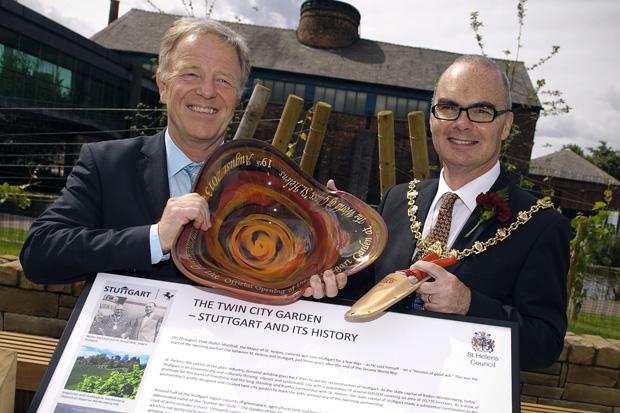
[431,103,512,123]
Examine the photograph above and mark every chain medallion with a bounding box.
[406,179,553,260]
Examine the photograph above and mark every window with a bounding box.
[0,35,80,103]
[254,78,306,104]
[273,80,284,102]
[314,86,366,115]
[375,94,428,120]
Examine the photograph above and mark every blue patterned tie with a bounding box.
[183,162,203,189]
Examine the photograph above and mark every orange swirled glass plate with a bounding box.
[172,139,387,304]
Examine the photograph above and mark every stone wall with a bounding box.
[0,255,83,338]
[2,255,619,411]
[521,332,620,412]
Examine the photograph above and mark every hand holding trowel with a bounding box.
[345,252,457,321]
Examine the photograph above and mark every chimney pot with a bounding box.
[296,0,360,49]
[108,0,120,24]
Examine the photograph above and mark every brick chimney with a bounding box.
[108,0,120,24]
[296,0,360,49]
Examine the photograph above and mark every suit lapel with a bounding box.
[451,206,486,252]
[138,131,170,223]
[375,180,437,276]
[414,179,438,232]
[450,170,514,270]
[409,179,438,259]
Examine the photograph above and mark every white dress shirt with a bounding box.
[416,162,501,257]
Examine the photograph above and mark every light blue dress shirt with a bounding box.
[149,130,203,264]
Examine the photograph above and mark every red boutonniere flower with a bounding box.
[465,188,511,238]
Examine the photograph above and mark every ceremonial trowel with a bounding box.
[345,252,457,320]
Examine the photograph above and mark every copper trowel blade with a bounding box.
[345,272,427,321]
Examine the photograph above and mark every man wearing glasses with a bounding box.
[348,55,570,369]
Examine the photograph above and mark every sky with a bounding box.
[17,0,620,159]
[79,345,149,364]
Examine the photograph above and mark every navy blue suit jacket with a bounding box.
[21,131,184,283]
[345,171,570,369]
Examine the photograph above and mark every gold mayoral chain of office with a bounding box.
[406,179,554,260]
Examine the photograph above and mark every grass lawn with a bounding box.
[568,312,620,340]
[0,227,27,256]
[0,240,22,256]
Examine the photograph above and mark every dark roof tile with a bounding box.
[529,149,620,186]
[92,9,538,105]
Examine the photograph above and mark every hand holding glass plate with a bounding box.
[172,139,387,304]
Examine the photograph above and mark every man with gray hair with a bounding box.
[20,18,252,283]
[21,17,342,297]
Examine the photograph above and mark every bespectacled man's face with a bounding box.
[430,62,513,184]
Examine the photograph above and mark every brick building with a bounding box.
[92,0,541,204]
[529,149,620,223]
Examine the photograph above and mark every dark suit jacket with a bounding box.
[20,131,184,284]
[346,171,570,369]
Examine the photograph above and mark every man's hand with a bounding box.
[301,179,346,299]
[326,179,337,191]
[302,270,347,299]
[158,193,211,252]
[412,260,471,315]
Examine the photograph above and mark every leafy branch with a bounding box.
[567,189,616,320]
[469,0,571,118]
[0,166,38,210]
[0,182,32,209]
[528,45,560,71]
[206,0,217,17]
[469,11,485,55]
[181,0,195,16]
[143,0,253,20]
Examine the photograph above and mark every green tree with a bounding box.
[562,143,585,158]
[587,141,620,180]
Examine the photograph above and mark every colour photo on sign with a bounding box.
[63,346,149,400]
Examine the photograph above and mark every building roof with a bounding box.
[91,8,538,106]
[529,149,620,186]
